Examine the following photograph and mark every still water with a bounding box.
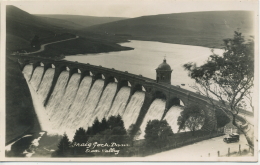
[65,40,223,90]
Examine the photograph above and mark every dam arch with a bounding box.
[167,97,185,108]
[130,84,147,96]
[119,79,132,88]
[154,90,167,100]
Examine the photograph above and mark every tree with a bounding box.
[71,127,87,156]
[107,115,125,129]
[86,126,93,138]
[144,119,174,149]
[100,117,109,132]
[106,115,128,144]
[31,35,40,48]
[183,31,254,149]
[177,103,205,135]
[55,133,71,157]
[72,127,87,143]
[87,115,130,156]
[92,117,101,135]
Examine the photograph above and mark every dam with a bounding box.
[17,55,218,139]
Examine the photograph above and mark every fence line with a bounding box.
[205,144,252,157]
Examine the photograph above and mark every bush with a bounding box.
[144,119,174,150]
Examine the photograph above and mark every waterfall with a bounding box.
[22,65,174,140]
[122,91,145,130]
[79,79,104,127]
[163,106,183,133]
[22,64,33,80]
[92,82,117,122]
[139,98,166,139]
[107,86,130,118]
[46,71,70,118]
[30,66,44,91]
[37,68,55,104]
[61,76,92,131]
[51,73,81,131]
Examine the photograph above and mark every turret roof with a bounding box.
[156,58,172,71]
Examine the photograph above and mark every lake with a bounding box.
[65,40,224,91]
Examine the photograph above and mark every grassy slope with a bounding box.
[32,37,133,57]
[84,11,254,48]
[6,5,65,54]
[36,14,127,28]
[6,5,130,57]
[35,16,84,30]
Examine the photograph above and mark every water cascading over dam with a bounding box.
[22,62,188,139]
[80,79,104,127]
[61,76,92,130]
[29,66,44,91]
[108,86,131,119]
[163,106,183,133]
[92,82,117,122]
[122,91,145,130]
[139,98,166,139]
[22,64,33,80]
[46,71,70,118]
[51,73,81,130]
[37,68,55,104]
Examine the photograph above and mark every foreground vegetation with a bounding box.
[50,115,223,157]
[183,32,254,151]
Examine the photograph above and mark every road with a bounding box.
[146,134,250,158]
[23,36,79,55]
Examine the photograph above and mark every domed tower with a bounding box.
[156,58,172,84]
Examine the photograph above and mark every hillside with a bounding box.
[36,14,127,28]
[6,5,131,55]
[6,57,40,144]
[6,5,73,53]
[84,11,254,48]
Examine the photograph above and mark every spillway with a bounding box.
[163,106,183,133]
[122,91,145,130]
[22,64,33,80]
[46,71,70,118]
[79,79,104,127]
[22,63,186,140]
[61,76,92,130]
[139,98,166,139]
[29,66,44,91]
[92,82,117,122]
[37,68,55,104]
[107,86,131,118]
[51,73,81,130]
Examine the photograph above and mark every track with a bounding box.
[23,36,79,55]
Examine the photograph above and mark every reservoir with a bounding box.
[65,40,223,91]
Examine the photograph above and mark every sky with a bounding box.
[6,0,258,18]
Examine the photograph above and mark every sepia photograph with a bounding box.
[1,0,258,162]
